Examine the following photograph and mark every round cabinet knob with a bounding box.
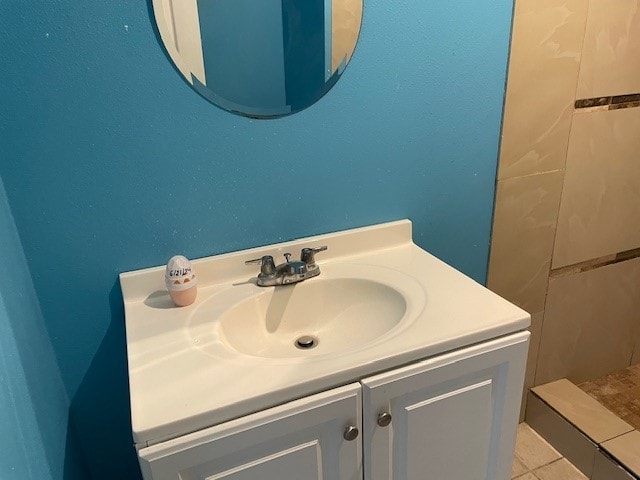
[343,425,359,441]
[377,412,392,427]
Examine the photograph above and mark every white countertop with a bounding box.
[120,220,530,447]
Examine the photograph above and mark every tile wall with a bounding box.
[488,0,640,408]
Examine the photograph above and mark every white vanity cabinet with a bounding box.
[137,383,363,480]
[136,332,527,480]
[362,332,527,480]
[122,222,532,480]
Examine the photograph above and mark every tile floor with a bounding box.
[513,423,587,479]
[579,363,640,430]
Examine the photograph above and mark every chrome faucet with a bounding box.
[245,246,327,286]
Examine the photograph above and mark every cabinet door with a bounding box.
[362,332,529,480]
[138,383,362,480]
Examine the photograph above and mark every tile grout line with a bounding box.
[597,447,640,480]
[597,428,640,478]
[532,457,574,475]
[600,428,639,445]
[513,457,587,480]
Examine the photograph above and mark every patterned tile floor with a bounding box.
[579,363,640,430]
[513,423,587,479]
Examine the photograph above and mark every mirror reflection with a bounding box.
[153,0,363,118]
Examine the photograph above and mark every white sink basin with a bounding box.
[218,278,406,358]
[187,263,426,360]
[214,267,421,358]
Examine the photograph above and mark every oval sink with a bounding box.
[217,278,407,358]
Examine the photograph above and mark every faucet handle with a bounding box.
[245,255,276,276]
[301,246,328,266]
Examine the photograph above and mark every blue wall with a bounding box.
[0,0,512,478]
[0,297,51,480]
[0,179,87,479]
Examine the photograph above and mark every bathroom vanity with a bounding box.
[120,220,530,480]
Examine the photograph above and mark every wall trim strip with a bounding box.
[550,247,640,278]
[575,93,640,110]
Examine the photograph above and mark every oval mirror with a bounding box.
[152,0,363,118]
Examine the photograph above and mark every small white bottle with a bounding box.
[165,255,198,307]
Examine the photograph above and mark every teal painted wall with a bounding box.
[0,0,512,478]
[0,178,87,479]
[0,300,52,480]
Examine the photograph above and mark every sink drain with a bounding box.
[295,335,319,350]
